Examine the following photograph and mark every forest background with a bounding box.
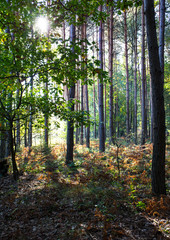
[0,0,170,239]
[0,0,169,189]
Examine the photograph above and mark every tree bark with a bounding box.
[124,9,130,136]
[9,122,19,180]
[93,27,97,139]
[134,7,138,144]
[84,22,90,148]
[109,6,114,144]
[66,23,76,165]
[98,5,105,152]
[144,0,166,195]
[141,3,146,145]
[159,0,165,81]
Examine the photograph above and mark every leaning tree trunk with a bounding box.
[144,0,166,195]
[66,23,76,165]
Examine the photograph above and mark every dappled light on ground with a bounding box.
[0,142,169,239]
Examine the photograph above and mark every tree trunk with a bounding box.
[9,122,19,180]
[66,23,76,165]
[109,6,114,144]
[98,5,105,152]
[80,83,84,145]
[134,7,138,144]
[85,83,90,148]
[150,76,153,143]
[141,3,146,145]
[159,0,165,80]
[84,22,90,148]
[93,28,97,139]
[0,121,6,160]
[75,81,80,144]
[124,10,130,136]
[16,88,20,149]
[44,1,50,148]
[28,75,33,149]
[144,0,166,195]
[44,75,48,148]
[102,23,107,141]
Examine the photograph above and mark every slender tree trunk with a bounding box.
[66,24,76,165]
[96,26,99,101]
[24,119,28,147]
[80,83,84,145]
[98,5,105,152]
[85,83,90,148]
[93,82,96,139]
[0,121,6,160]
[44,0,50,148]
[124,10,130,136]
[28,75,33,148]
[109,6,114,144]
[102,23,107,141]
[93,28,97,139]
[134,7,138,144]
[84,22,90,148]
[144,0,166,195]
[9,122,19,180]
[75,81,79,144]
[16,88,20,149]
[80,24,85,145]
[141,3,146,145]
[150,76,153,143]
[44,80,48,147]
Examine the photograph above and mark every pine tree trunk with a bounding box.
[0,121,6,159]
[44,2,49,148]
[28,75,33,149]
[9,122,19,180]
[150,76,153,143]
[93,82,97,139]
[109,6,114,144]
[84,22,90,148]
[124,10,130,136]
[76,81,80,144]
[102,23,107,141]
[16,88,20,149]
[144,0,166,195]
[141,3,146,145]
[92,28,97,139]
[159,0,165,80]
[44,75,48,148]
[80,82,84,145]
[66,24,76,165]
[134,7,138,144]
[98,5,105,152]
[24,120,28,147]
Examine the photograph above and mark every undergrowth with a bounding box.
[3,141,169,239]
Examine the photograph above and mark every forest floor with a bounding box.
[0,141,170,240]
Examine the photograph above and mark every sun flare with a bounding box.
[34,16,49,34]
